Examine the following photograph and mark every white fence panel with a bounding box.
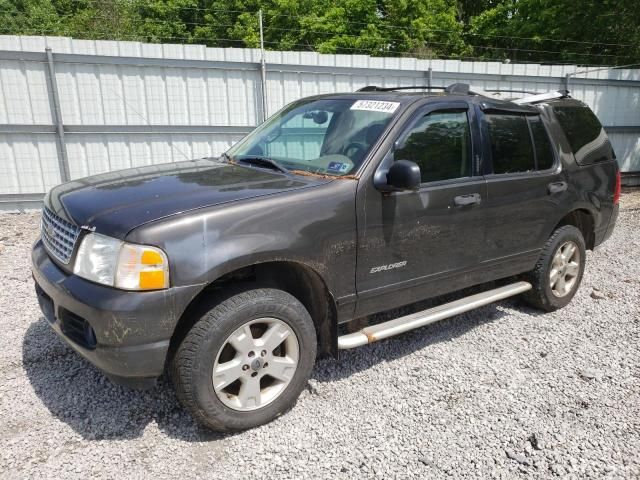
[0,35,639,198]
[0,134,61,193]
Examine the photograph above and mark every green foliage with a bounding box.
[1,0,638,65]
[469,0,640,64]
[188,0,466,57]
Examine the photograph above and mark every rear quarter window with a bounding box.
[552,105,613,165]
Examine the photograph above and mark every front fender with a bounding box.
[125,181,358,302]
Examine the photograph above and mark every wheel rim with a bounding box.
[549,240,580,297]
[212,317,299,412]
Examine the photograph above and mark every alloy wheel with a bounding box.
[212,318,299,411]
[549,240,580,297]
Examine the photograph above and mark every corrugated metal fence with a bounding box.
[1,35,639,205]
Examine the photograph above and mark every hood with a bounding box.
[46,159,325,238]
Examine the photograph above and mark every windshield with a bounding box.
[226,98,399,176]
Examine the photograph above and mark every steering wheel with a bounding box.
[343,142,367,162]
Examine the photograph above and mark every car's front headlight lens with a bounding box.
[73,233,169,290]
[73,233,121,286]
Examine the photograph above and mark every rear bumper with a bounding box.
[31,239,202,388]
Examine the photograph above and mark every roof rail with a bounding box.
[356,85,445,92]
[512,90,570,105]
[355,83,571,104]
[484,89,539,95]
[446,84,541,97]
[358,83,535,97]
[357,83,501,95]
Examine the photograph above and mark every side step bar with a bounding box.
[337,281,532,349]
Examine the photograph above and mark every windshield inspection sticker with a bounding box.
[327,162,350,173]
[350,100,400,113]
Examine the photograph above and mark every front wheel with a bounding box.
[522,225,586,311]
[172,288,317,431]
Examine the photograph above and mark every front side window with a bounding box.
[395,110,472,183]
[227,98,398,176]
[485,114,535,174]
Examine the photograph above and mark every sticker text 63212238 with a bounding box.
[350,100,400,114]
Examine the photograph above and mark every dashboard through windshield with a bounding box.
[226,98,399,176]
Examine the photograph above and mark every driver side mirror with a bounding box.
[376,160,421,192]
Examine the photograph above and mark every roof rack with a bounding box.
[484,89,539,95]
[356,82,570,104]
[357,85,446,92]
[445,83,545,98]
[512,90,570,105]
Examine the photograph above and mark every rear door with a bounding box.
[480,108,565,276]
[354,101,487,317]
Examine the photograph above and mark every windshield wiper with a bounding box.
[235,156,289,174]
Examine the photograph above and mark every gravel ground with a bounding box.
[1,191,639,479]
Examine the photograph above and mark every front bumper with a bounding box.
[31,239,203,388]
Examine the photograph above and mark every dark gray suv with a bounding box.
[32,84,620,431]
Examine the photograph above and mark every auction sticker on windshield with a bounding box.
[350,100,400,113]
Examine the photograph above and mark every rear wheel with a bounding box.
[172,288,317,431]
[523,225,586,311]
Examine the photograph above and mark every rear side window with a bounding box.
[395,110,472,183]
[485,114,535,174]
[552,105,612,165]
[529,116,555,170]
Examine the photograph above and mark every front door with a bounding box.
[355,102,487,318]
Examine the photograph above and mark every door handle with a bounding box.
[453,193,481,207]
[548,181,568,194]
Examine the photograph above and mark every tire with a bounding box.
[522,225,586,312]
[172,288,317,431]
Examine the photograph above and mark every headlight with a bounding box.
[73,233,169,290]
[115,243,169,290]
[73,233,121,286]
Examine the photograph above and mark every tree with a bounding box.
[188,0,468,58]
[1,0,65,36]
[1,0,638,65]
[380,0,469,58]
[127,0,200,43]
[468,0,640,64]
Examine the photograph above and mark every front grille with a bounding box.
[41,207,81,264]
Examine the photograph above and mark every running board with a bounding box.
[338,281,532,349]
